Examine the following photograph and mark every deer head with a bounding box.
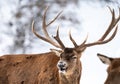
[32,7,120,83]
[97,53,120,84]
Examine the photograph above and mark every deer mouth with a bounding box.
[60,67,66,71]
[59,67,68,73]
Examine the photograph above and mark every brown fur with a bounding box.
[105,58,120,84]
[57,48,82,84]
[0,50,82,84]
[0,52,60,84]
[97,53,120,84]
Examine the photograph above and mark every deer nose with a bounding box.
[58,62,66,68]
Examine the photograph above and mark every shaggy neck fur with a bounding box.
[59,62,81,84]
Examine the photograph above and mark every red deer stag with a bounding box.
[0,7,119,84]
[97,53,120,84]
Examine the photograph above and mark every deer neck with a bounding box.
[59,67,81,84]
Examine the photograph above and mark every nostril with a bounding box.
[58,62,65,68]
[58,64,64,68]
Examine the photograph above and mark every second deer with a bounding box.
[97,53,120,84]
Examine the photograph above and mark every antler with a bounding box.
[69,30,88,47]
[32,7,65,49]
[77,7,120,49]
[53,26,65,49]
[69,30,78,47]
[32,7,119,51]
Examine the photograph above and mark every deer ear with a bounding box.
[97,53,113,65]
[50,49,63,57]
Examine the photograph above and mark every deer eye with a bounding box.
[72,56,77,59]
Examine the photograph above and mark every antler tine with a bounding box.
[69,30,78,47]
[42,6,49,38]
[79,34,88,47]
[32,7,63,49]
[42,6,62,39]
[47,11,63,27]
[117,7,120,24]
[99,7,119,41]
[79,7,120,48]
[69,30,88,48]
[54,26,65,49]
[98,26,118,44]
[32,21,48,41]
[81,26,118,47]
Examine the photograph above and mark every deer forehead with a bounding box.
[61,48,75,56]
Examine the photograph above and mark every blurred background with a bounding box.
[0,0,120,84]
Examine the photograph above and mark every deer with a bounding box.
[97,53,120,84]
[0,6,119,84]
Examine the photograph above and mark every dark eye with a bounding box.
[72,56,77,59]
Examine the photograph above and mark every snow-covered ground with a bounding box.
[0,1,120,84]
